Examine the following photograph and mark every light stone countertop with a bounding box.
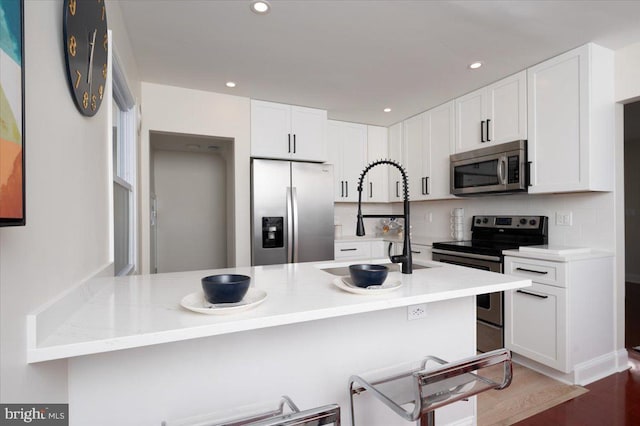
[27,259,530,363]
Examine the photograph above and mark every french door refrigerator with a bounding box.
[251,159,334,266]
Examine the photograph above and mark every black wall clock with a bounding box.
[63,0,108,116]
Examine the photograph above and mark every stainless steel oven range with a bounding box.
[432,215,548,352]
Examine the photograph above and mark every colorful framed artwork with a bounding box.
[0,0,25,226]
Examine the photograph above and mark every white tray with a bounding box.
[332,277,402,295]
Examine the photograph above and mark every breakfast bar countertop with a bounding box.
[27,259,530,363]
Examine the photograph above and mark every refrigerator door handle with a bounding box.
[286,187,294,262]
[291,187,299,262]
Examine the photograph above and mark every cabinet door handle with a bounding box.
[411,250,421,254]
[486,119,491,142]
[288,133,291,153]
[516,267,548,275]
[425,177,429,195]
[293,134,297,153]
[345,181,348,198]
[340,248,357,252]
[340,181,344,197]
[516,289,549,299]
[396,181,400,198]
[480,120,485,142]
[369,182,373,198]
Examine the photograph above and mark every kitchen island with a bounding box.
[28,259,530,425]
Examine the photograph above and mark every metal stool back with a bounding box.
[349,348,512,426]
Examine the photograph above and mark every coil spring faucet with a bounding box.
[356,159,412,274]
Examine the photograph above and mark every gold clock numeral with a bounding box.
[98,85,104,100]
[102,63,107,79]
[68,0,76,16]
[69,35,77,56]
[83,91,89,109]
[75,70,82,88]
[91,94,97,111]
[103,33,108,50]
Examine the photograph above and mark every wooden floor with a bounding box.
[515,281,640,425]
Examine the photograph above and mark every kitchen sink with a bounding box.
[320,263,430,276]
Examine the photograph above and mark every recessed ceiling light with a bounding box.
[226,81,236,88]
[469,61,483,70]
[383,108,391,113]
[250,1,271,14]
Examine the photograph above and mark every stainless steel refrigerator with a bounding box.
[251,159,335,266]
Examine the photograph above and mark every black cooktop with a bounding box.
[432,215,549,258]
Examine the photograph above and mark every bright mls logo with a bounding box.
[0,404,68,425]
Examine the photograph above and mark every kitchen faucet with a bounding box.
[356,160,412,274]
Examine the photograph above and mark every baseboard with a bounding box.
[512,351,621,386]
[627,274,640,284]
[573,351,622,385]
[446,415,474,426]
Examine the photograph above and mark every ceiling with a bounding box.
[118,0,640,127]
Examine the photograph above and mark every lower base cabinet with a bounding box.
[334,240,385,260]
[504,253,613,376]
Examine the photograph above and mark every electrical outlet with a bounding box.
[556,211,573,226]
[407,304,427,320]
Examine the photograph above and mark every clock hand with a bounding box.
[87,29,97,86]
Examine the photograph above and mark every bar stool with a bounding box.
[162,395,340,426]
[348,348,512,426]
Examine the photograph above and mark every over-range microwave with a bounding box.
[450,140,528,196]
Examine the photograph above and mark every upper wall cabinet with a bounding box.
[366,125,389,203]
[454,71,527,153]
[527,44,614,194]
[404,101,455,201]
[251,100,327,162]
[388,122,405,202]
[327,120,367,202]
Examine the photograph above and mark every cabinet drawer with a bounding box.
[410,244,432,262]
[334,241,372,260]
[504,257,566,287]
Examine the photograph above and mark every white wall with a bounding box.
[153,149,227,272]
[615,42,640,103]
[140,83,251,273]
[0,0,134,402]
[336,191,616,250]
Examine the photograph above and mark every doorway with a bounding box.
[150,131,234,273]
[624,101,640,350]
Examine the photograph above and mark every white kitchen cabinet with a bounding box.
[454,71,527,153]
[403,112,427,201]
[334,241,372,260]
[327,120,367,202]
[504,252,614,382]
[251,100,327,162]
[365,125,388,203]
[410,243,432,262]
[387,122,405,202]
[403,102,454,201]
[527,43,614,193]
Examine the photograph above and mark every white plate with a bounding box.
[180,288,267,315]
[332,277,402,295]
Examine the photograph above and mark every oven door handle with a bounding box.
[432,249,501,262]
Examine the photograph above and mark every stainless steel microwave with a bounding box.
[450,140,528,196]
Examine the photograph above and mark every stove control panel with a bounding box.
[472,215,547,230]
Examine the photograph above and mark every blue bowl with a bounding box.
[349,264,389,288]
[201,274,251,304]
